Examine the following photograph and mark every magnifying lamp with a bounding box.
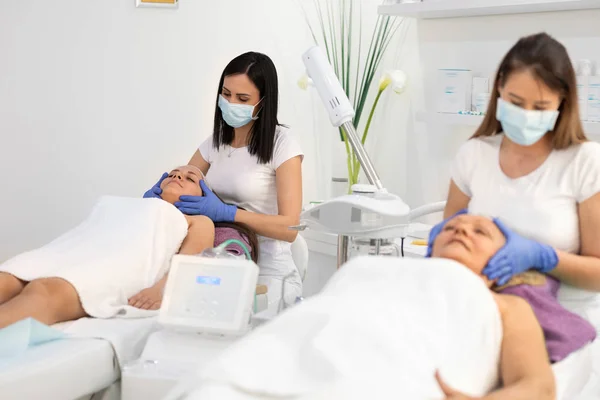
[294,46,412,259]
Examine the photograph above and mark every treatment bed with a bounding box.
[0,317,159,400]
[1,320,594,400]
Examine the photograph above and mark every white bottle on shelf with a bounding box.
[474,93,491,114]
[577,60,592,121]
[436,69,472,114]
[589,61,600,123]
[471,77,490,112]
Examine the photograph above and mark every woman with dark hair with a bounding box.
[144,52,303,312]
[428,33,600,335]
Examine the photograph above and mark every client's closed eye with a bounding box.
[474,225,491,238]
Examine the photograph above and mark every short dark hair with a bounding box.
[212,52,281,164]
[473,32,587,149]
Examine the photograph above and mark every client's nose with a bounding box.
[452,224,469,237]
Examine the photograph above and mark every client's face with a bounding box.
[431,215,506,286]
[160,166,203,204]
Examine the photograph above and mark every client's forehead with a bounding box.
[453,214,491,224]
[171,165,202,176]
[449,215,500,234]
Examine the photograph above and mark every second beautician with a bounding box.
[147,52,304,311]
[429,33,600,329]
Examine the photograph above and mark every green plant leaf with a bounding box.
[301,0,405,180]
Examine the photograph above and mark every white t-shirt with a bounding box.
[199,126,304,284]
[451,135,600,323]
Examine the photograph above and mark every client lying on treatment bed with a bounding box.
[0,165,256,329]
[435,214,596,366]
[167,214,595,400]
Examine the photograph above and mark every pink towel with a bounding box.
[214,227,252,258]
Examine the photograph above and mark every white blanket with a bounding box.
[0,196,188,318]
[171,257,503,400]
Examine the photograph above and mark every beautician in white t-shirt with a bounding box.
[145,52,303,310]
[428,33,600,327]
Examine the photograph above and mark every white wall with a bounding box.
[407,9,600,215]
[0,0,320,261]
[0,0,415,262]
[8,2,586,263]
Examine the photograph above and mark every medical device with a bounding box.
[298,46,428,266]
[121,243,259,400]
[159,253,258,336]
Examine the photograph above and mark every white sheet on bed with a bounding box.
[0,196,188,318]
[170,257,503,400]
[55,316,160,366]
[553,342,593,400]
[558,293,600,399]
[571,340,600,399]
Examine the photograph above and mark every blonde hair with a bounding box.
[472,33,587,150]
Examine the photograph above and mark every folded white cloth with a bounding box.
[0,196,188,318]
[171,257,503,400]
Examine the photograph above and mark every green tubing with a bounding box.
[216,239,252,261]
[214,239,257,313]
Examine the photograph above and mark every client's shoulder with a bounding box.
[184,215,215,230]
[493,292,535,320]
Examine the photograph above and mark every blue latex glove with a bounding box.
[425,209,468,257]
[175,180,237,222]
[483,219,559,286]
[143,172,168,199]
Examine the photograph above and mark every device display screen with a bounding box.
[196,276,221,285]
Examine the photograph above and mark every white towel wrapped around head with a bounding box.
[0,196,188,318]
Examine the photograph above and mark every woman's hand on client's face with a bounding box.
[426,209,468,257]
[128,285,164,310]
[175,180,237,223]
[143,172,168,199]
[435,371,479,400]
[482,219,559,286]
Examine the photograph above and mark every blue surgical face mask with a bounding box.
[496,97,559,146]
[218,95,262,128]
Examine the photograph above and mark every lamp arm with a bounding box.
[302,46,384,191]
[340,121,384,191]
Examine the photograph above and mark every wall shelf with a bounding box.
[416,111,484,126]
[416,111,600,136]
[378,0,600,19]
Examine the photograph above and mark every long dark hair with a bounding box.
[212,52,281,164]
[473,32,587,149]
